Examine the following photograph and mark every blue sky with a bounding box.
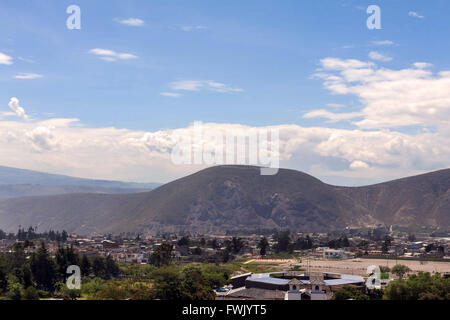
[1,0,449,184]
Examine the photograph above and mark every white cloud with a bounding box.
[368,51,393,62]
[116,18,144,26]
[409,11,424,19]
[303,109,363,122]
[315,57,450,130]
[0,118,447,185]
[15,73,43,80]
[413,62,433,69]
[1,57,449,185]
[371,40,394,46]
[170,80,243,93]
[160,92,181,98]
[8,97,28,120]
[180,25,208,32]
[0,52,13,65]
[350,160,370,170]
[320,58,373,70]
[25,126,58,152]
[89,48,138,62]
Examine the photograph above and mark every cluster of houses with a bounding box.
[1,228,449,264]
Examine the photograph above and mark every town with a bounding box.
[1,225,449,300]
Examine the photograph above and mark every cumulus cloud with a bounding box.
[1,57,449,186]
[115,18,144,26]
[413,62,433,69]
[350,160,370,170]
[0,52,13,65]
[89,48,138,62]
[15,73,43,80]
[170,80,243,93]
[25,126,59,152]
[409,11,424,19]
[369,51,393,62]
[319,58,373,70]
[0,115,447,185]
[313,57,450,130]
[8,97,28,120]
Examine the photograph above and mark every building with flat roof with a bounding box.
[220,271,365,300]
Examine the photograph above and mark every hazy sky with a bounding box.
[1,0,449,185]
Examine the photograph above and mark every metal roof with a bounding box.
[246,272,364,287]
[246,276,289,285]
[324,279,364,286]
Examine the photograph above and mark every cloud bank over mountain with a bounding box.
[2,58,449,185]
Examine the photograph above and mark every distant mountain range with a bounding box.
[0,166,160,198]
[0,165,448,235]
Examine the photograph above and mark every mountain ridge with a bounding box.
[0,165,160,198]
[0,165,448,234]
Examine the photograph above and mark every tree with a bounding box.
[381,237,391,253]
[20,264,33,289]
[30,242,57,290]
[177,236,190,246]
[209,238,219,249]
[224,240,232,252]
[55,282,81,300]
[6,280,23,300]
[8,243,26,271]
[22,286,40,300]
[191,247,202,255]
[150,268,183,300]
[105,255,120,278]
[231,237,244,254]
[304,235,313,249]
[273,231,291,253]
[55,246,79,282]
[180,267,216,300]
[150,267,217,300]
[61,230,68,242]
[383,272,450,300]
[215,249,231,263]
[331,286,369,300]
[258,237,269,256]
[93,281,128,300]
[149,243,173,267]
[391,264,411,279]
[92,257,107,278]
[418,292,444,300]
[379,265,390,273]
[80,254,91,277]
[0,258,7,293]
